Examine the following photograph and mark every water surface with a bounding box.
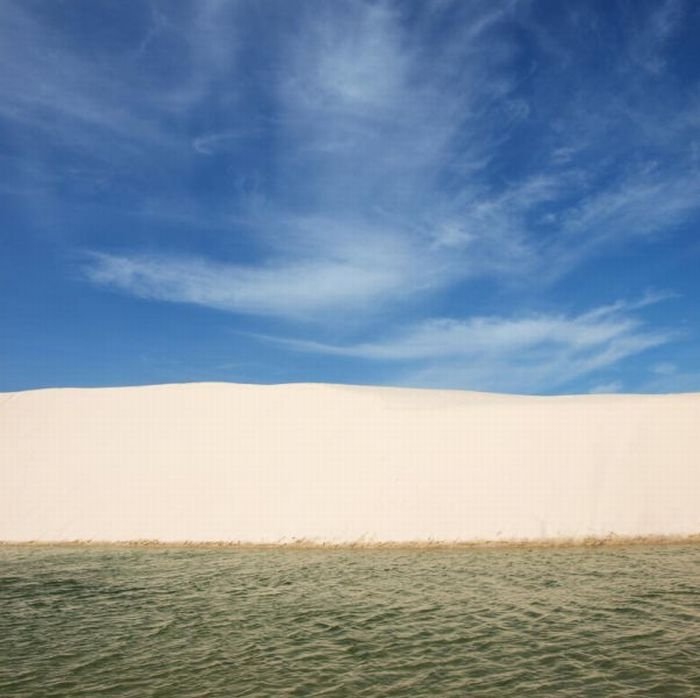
[1,545,698,696]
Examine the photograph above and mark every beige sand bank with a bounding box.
[1,383,698,544]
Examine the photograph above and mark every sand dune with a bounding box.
[1,382,698,544]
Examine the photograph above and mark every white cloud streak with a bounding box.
[267,296,675,393]
[84,219,425,318]
[0,1,239,154]
[3,0,698,391]
[0,0,700,312]
[588,381,623,394]
[624,0,685,75]
[75,0,699,319]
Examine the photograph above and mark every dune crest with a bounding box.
[1,382,698,544]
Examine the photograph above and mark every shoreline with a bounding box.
[3,533,699,550]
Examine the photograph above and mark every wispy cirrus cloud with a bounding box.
[83,214,437,319]
[266,295,676,392]
[0,1,693,269]
[85,250,409,319]
[588,381,624,394]
[3,1,699,393]
[623,0,686,75]
[74,0,700,319]
[0,1,240,162]
[192,129,262,155]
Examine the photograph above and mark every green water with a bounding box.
[1,545,698,696]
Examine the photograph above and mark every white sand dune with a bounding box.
[1,382,698,544]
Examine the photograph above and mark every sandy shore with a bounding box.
[1,382,698,543]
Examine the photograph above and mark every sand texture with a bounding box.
[1,383,699,544]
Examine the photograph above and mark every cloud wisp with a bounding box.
[266,296,675,393]
[3,1,699,393]
[85,247,413,320]
[64,0,700,323]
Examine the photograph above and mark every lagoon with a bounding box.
[1,545,698,696]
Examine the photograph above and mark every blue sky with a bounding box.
[2,0,700,394]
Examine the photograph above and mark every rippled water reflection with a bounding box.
[1,545,699,696]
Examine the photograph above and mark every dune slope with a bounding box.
[1,383,698,543]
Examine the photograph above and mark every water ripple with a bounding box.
[1,545,699,696]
